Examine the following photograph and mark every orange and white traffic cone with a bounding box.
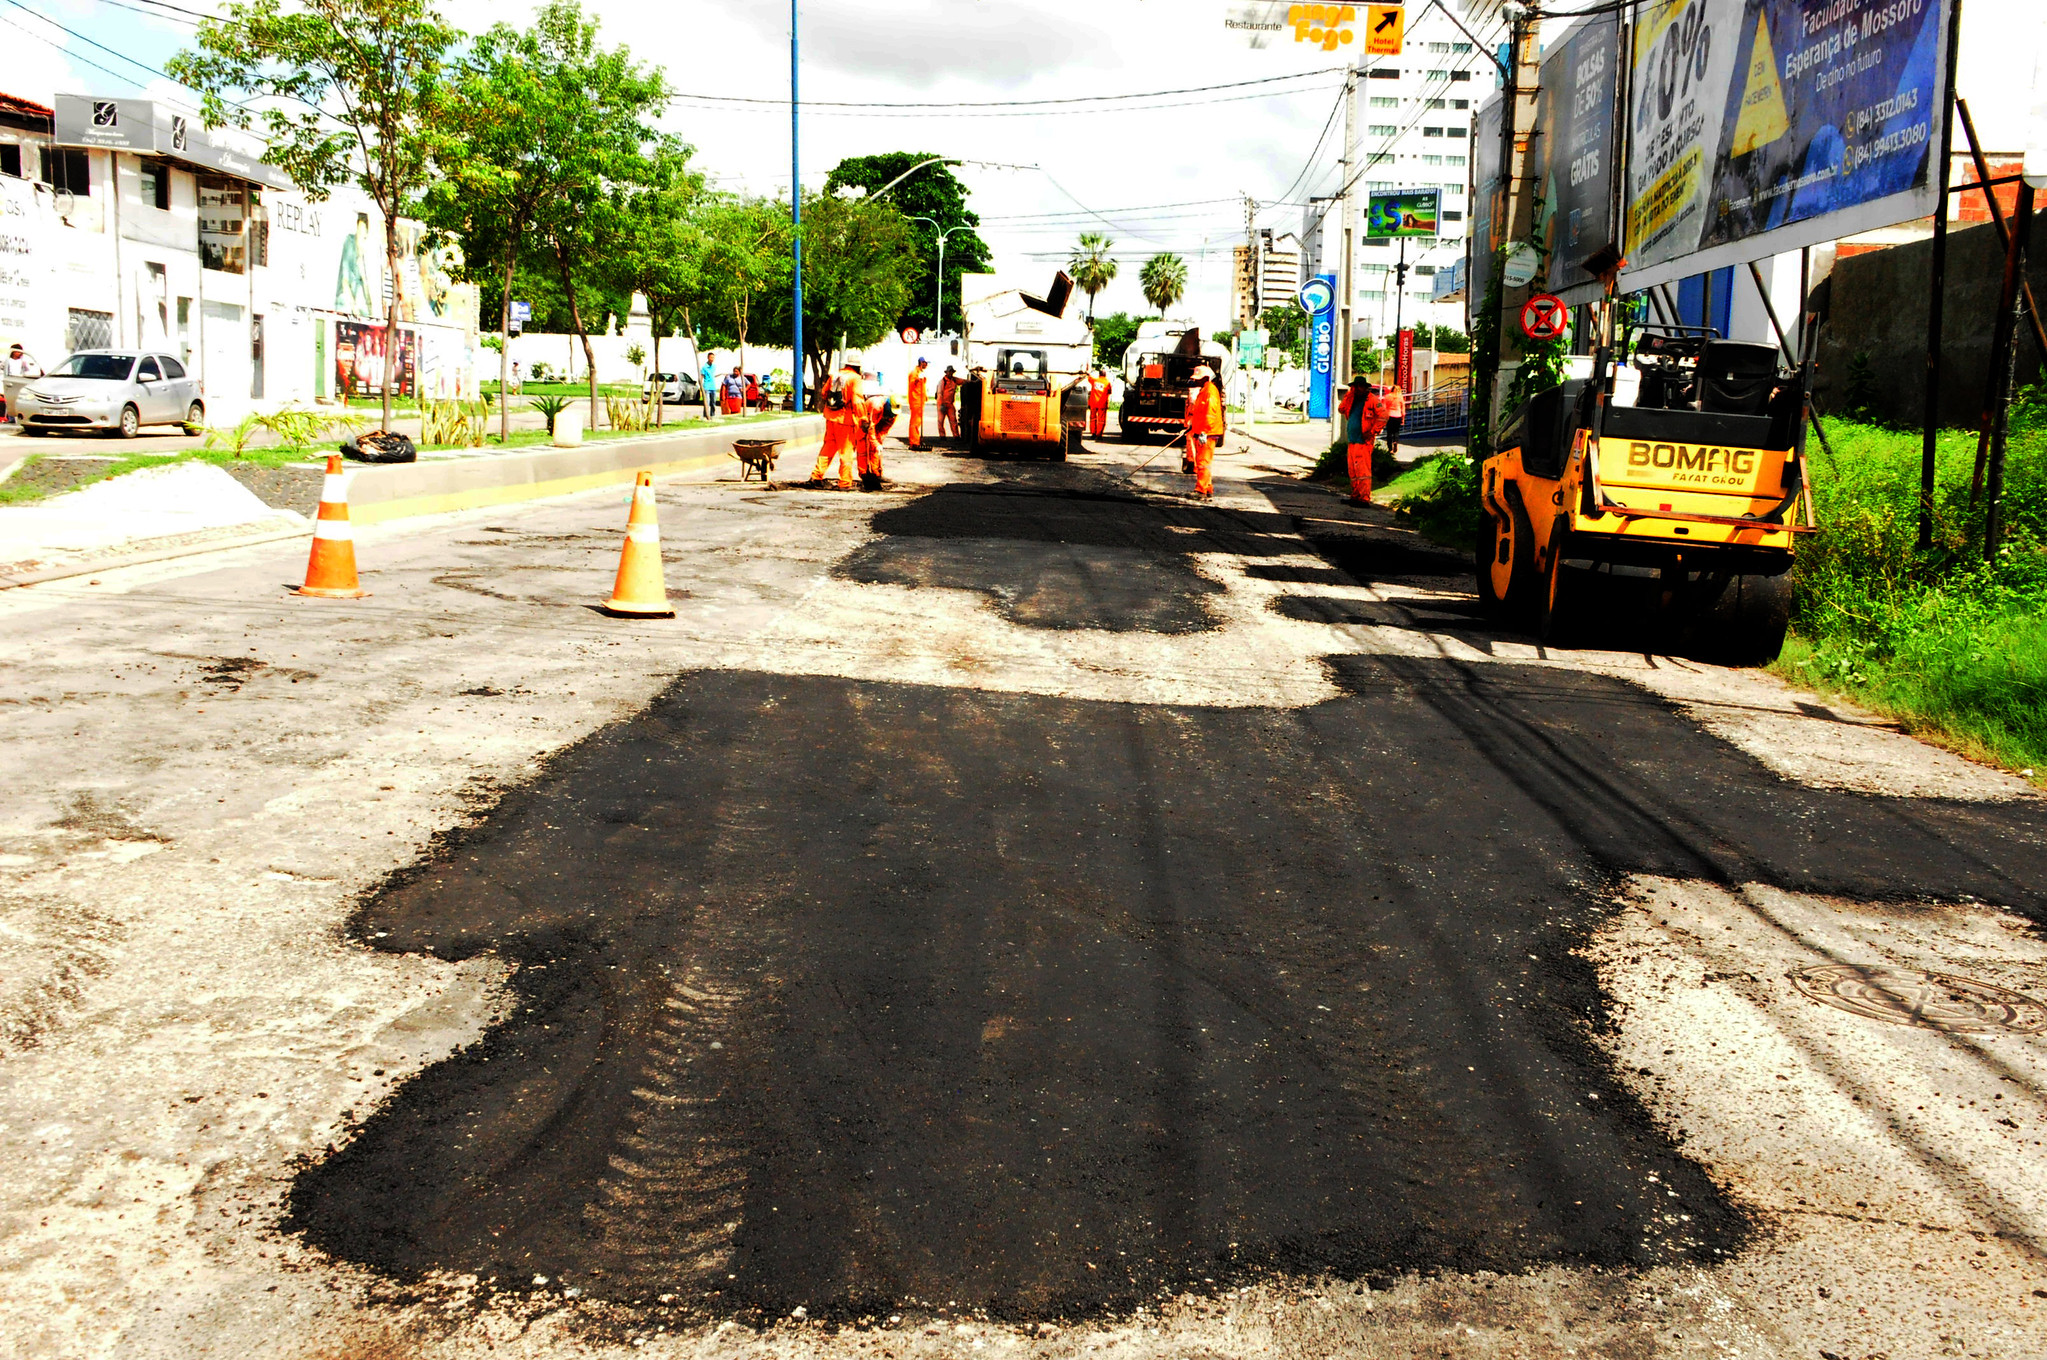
[599,472,674,618]
[293,454,366,598]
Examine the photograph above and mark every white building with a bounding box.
[0,93,478,420]
[1299,2,1486,344]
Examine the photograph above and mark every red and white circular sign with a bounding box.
[900,326,922,345]
[1519,294,1567,341]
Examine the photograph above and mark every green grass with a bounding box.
[1382,450,1482,549]
[1769,403,2047,780]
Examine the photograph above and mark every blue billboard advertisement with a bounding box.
[1301,274,1337,419]
[1619,0,1950,292]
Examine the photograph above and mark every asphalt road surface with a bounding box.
[2,434,2044,1358]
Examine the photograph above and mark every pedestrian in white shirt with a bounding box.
[3,343,41,425]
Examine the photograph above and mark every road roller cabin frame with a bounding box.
[957,271,1091,462]
[1476,323,1818,662]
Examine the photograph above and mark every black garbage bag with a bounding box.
[342,430,417,464]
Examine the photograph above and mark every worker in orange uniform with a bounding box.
[905,356,929,449]
[859,391,896,490]
[1085,365,1112,439]
[808,355,868,489]
[936,365,960,440]
[1183,364,1226,500]
[1381,379,1406,458]
[1338,376,1386,505]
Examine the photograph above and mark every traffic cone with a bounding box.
[293,454,366,598]
[599,472,675,618]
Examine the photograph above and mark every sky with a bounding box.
[3,0,2039,330]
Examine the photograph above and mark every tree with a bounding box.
[1265,300,1309,367]
[823,153,990,335]
[752,191,920,391]
[171,0,458,435]
[1139,253,1188,318]
[424,0,653,440]
[603,146,704,428]
[692,198,789,378]
[517,4,669,432]
[1068,233,1117,323]
[1090,311,1150,368]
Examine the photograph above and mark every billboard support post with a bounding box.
[1921,0,1966,549]
[1976,180,2034,557]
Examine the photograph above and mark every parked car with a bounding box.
[644,370,703,405]
[13,350,204,438]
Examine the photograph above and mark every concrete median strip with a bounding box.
[0,415,825,589]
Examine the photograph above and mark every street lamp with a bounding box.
[908,216,969,338]
[790,0,803,412]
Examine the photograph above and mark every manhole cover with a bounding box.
[1788,964,2047,1034]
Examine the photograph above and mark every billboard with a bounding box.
[1465,96,1506,323]
[1365,189,1442,238]
[1619,0,1950,292]
[1535,13,1622,301]
[1302,273,1337,419]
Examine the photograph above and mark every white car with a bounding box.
[643,371,704,405]
[14,350,204,438]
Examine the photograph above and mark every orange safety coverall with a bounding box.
[811,368,867,487]
[1086,373,1111,437]
[1339,383,1386,503]
[906,367,928,448]
[1184,380,1226,497]
[858,395,889,481]
[936,374,959,436]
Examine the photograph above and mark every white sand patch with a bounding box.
[0,461,302,568]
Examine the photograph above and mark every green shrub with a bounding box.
[1777,403,2047,776]
[528,394,571,434]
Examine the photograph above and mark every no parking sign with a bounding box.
[1519,294,1567,342]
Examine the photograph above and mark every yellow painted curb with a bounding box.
[349,437,824,525]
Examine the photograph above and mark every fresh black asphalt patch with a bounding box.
[287,475,2047,1325]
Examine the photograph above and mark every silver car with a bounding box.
[14,350,204,438]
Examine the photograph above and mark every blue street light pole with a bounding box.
[790,0,803,412]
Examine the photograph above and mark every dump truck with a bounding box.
[1118,324,1236,441]
[1476,325,1816,662]
[956,271,1093,461]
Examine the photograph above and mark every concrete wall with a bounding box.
[1813,206,2047,428]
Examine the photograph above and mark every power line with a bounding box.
[669,67,1343,111]
[668,83,1344,120]
[978,196,1240,222]
[0,12,157,91]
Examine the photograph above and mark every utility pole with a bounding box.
[1490,10,1543,389]
[1919,0,1967,548]
[1245,193,1259,330]
[1335,57,1359,449]
[790,0,803,412]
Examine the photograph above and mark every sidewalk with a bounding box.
[1238,420,1332,467]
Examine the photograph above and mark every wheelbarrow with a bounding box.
[731,438,784,483]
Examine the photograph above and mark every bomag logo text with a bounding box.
[1626,440,1758,483]
[1292,4,1356,50]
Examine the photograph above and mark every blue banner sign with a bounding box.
[1304,273,1336,420]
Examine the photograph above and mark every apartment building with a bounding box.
[0,93,478,418]
[1298,2,1486,345]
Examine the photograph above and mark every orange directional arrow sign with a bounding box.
[1366,4,1403,55]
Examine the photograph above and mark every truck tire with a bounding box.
[1475,492,1535,624]
[1695,570,1792,666]
[1051,427,1073,462]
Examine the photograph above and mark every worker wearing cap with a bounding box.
[936,365,960,439]
[859,391,895,489]
[1338,376,1386,505]
[905,356,929,449]
[808,355,868,489]
[1381,380,1406,457]
[1183,365,1225,499]
[1085,365,1112,438]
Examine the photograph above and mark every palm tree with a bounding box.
[1139,253,1189,318]
[1069,232,1117,322]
